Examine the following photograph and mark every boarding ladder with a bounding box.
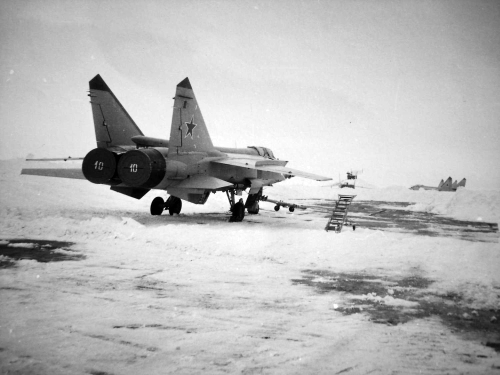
[325,194,356,233]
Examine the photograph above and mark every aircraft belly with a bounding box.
[167,188,210,205]
[154,177,181,190]
[258,170,283,181]
[208,163,257,184]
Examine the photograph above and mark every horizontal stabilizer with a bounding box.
[172,175,233,190]
[21,168,85,180]
[212,159,331,181]
[26,157,84,162]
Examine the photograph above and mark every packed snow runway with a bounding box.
[1,160,499,374]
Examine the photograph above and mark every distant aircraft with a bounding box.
[22,75,331,220]
[328,170,363,189]
[340,170,362,189]
[410,177,466,191]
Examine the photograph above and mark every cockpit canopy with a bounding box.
[248,146,276,159]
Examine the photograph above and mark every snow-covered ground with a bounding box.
[1,159,499,374]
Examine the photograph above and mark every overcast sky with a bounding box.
[1,0,499,189]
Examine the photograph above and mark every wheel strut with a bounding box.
[226,189,236,210]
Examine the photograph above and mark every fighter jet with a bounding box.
[410,177,466,191]
[22,75,331,219]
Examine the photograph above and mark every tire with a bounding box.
[168,197,182,215]
[247,203,260,214]
[230,203,245,222]
[237,206,245,222]
[150,197,164,216]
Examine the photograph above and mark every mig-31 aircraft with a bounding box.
[22,75,331,221]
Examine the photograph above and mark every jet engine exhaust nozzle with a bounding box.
[82,148,119,184]
[117,149,166,188]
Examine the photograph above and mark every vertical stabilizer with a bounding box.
[88,75,143,148]
[457,178,466,188]
[438,179,444,189]
[452,180,458,189]
[168,78,214,155]
[439,177,453,191]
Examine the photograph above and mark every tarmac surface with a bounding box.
[305,199,498,242]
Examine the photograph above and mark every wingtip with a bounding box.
[177,77,192,90]
[89,74,111,92]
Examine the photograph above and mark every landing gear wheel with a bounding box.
[289,207,295,213]
[247,202,260,214]
[274,205,280,211]
[230,202,245,222]
[167,196,182,215]
[150,197,164,216]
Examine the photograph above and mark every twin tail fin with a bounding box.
[88,75,143,148]
[168,78,214,155]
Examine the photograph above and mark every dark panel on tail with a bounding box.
[89,74,111,92]
[177,77,192,89]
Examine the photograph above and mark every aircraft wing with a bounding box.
[212,158,332,181]
[21,168,85,180]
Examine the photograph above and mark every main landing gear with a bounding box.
[226,190,244,222]
[245,188,262,214]
[225,187,264,222]
[150,196,182,216]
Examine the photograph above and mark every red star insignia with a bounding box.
[184,116,197,139]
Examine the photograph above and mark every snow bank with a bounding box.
[409,188,500,223]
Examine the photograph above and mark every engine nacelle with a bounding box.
[165,160,188,180]
[117,148,167,188]
[82,148,121,184]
